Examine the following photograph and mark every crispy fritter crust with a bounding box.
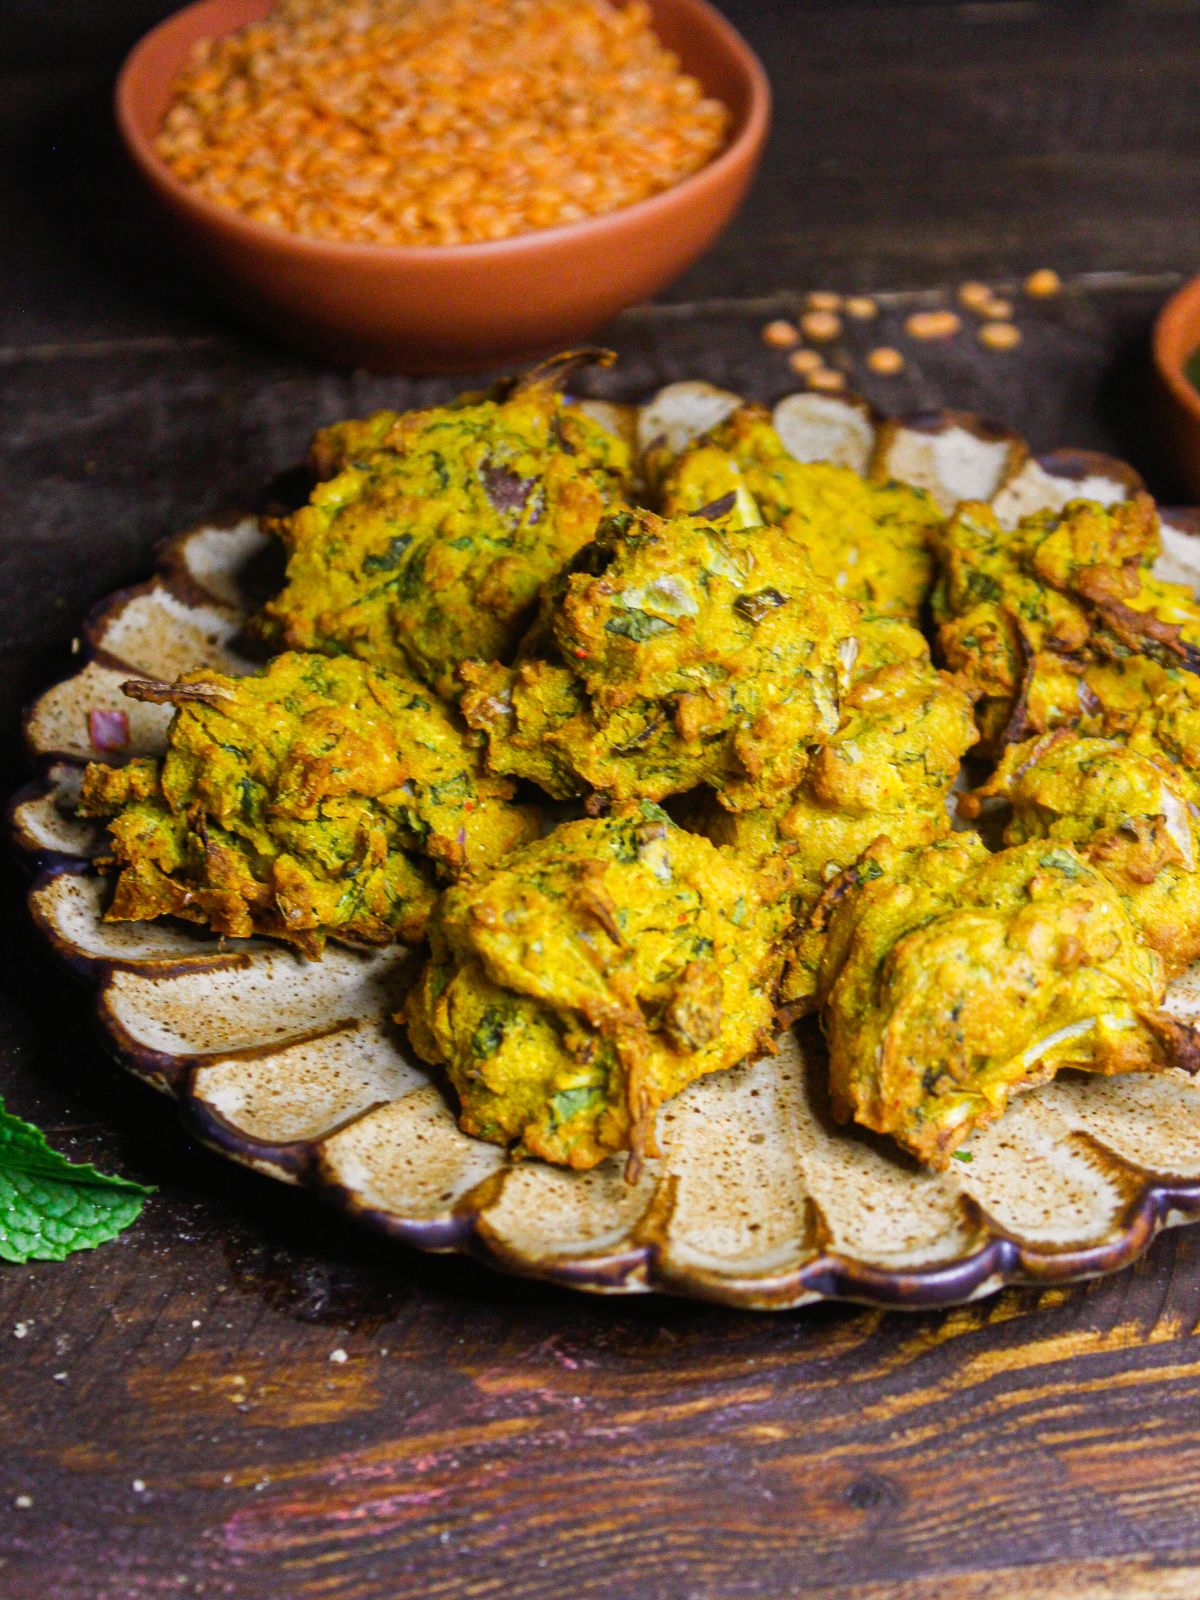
[404,803,793,1172]
[696,618,977,1013]
[79,653,540,955]
[968,729,1200,977]
[815,833,1190,1167]
[260,366,631,698]
[657,405,942,618]
[933,492,1200,752]
[460,506,860,810]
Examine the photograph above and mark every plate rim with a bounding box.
[12,408,1200,1312]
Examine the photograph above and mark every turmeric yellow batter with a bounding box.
[933,492,1200,752]
[815,833,1196,1166]
[80,652,540,954]
[460,505,860,810]
[405,803,792,1170]
[968,729,1200,977]
[657,405,942,618]
[260,356,631,698]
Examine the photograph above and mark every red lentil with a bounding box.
[979,320,1021,350]
[761,319,800,349]
[155,0,729,247]
[905,309,961,341]
[800,309,842,343]
[1025,268,1062,298]
[957,281,992,313]
[866,346,904,375]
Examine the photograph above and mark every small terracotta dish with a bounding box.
[1154,274,1200,501]
[115,0,770,373]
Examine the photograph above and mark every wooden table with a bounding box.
[4,4,1200,1596]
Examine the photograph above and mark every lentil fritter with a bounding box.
[932,492,1200,753]
[459,504,860,809]
[656,405,943,618]
[815,833,1198,1168]
[79,652,540,955]
[405,804,792,1171]
[259,356,631,699]
[967,729,1200,978]
[697,618,977,1013]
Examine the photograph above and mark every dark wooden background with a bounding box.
[5,4,1200,1596]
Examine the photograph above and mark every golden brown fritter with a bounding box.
[1084,665,1200,800]
[309,409,402,481]
[459,506,860,810]
[813,833,1195,1168]
[405,803,792,1172]
[259,356,632,698]
[932,491,1200,752]
[656,405,942,618]
[307,380,496,480]
[698,618,977,1012]
[79,653,540,955]
[967,729,1200,977]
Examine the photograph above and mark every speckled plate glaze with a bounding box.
[13,387,1200,1311]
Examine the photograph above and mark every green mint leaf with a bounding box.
[0,1098,152,1264]
[951,1149,974,1164]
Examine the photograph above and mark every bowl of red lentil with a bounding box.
[115,0,769,371]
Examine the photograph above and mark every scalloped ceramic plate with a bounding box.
[13,389,1200,1310]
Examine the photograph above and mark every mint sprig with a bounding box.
[0,1098,152,1263]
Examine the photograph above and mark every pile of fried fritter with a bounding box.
[80,353,1200,1174]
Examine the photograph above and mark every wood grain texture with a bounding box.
[4,3,1200,1596]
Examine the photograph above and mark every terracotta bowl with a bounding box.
[1154,274,1200,501]
[115,0,770,372]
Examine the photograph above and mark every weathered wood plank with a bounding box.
[4,3,1200,1596]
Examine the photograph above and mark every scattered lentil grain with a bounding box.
[866,346,905,376]
[1025,268,1062,298]
[979,320,1022,350]
[905,309,961,341]
[801,309,842,343]
[844,296,878,320]
[761,319,800,349]
[957,282,993,312]
[787,348,824,375]
[981,296,1013,319]
[807,368,847,393]
[806,291,842,311]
